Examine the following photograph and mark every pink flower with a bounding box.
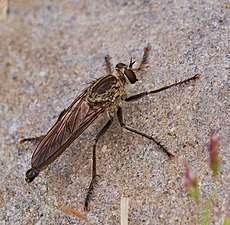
[184,162,199,202]
[208,130,220,176]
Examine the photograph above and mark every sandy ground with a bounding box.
[0,1,229,224]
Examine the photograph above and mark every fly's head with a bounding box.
[115,58,137,85]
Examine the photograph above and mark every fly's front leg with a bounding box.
[125,74,200,102]
[136,43,152,72]
[105,55,112,74]
[117,107,173,158]
[84,118,113,211]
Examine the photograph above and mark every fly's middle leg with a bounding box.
[117,107,173,158]
[84,118,113,211]
[125,74,200,102]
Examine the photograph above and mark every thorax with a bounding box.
[86,75,126,106]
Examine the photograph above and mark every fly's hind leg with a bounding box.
[20,135,45,145]
[20,108,68,144]
[84,118,113,211]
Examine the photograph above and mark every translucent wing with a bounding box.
[31,90,109,171]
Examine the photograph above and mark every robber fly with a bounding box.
[21,44,199,210]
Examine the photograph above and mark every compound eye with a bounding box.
[25,168,39,183]
[124,69,137,84]
[116,63,127,69]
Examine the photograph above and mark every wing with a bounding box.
[31,90,109,171]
